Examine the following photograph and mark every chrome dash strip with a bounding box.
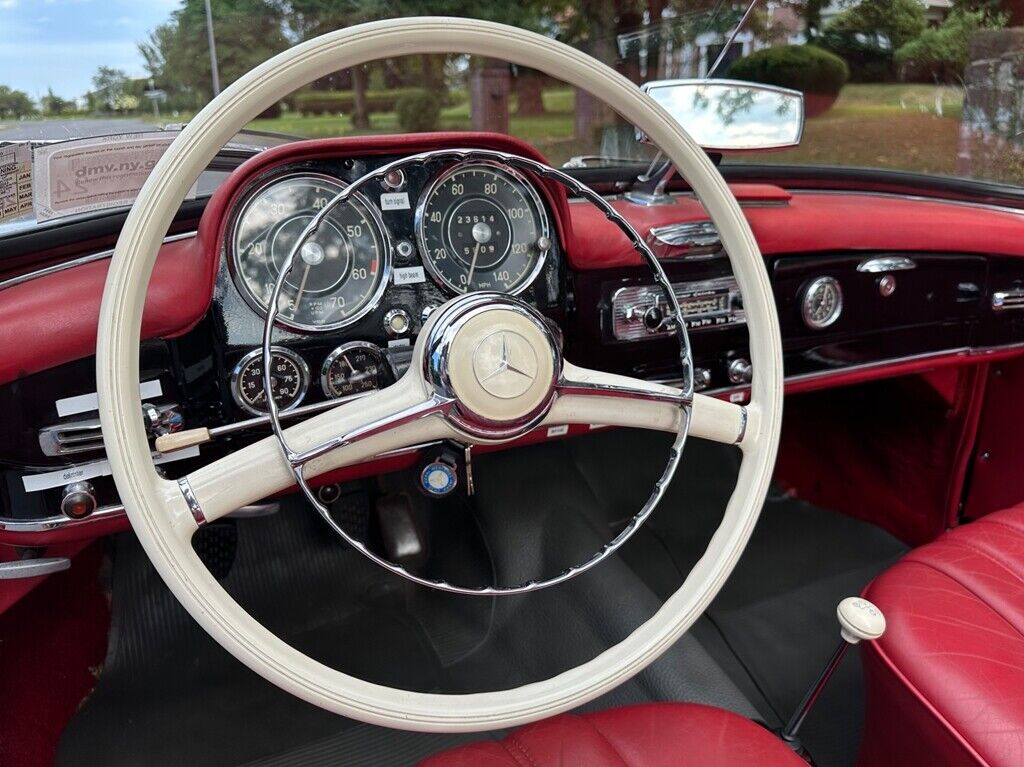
[0,231,198,293]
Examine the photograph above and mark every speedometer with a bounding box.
[415,161,551,295]
[229,173,390,332]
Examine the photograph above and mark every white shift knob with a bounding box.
[837,597,886,644]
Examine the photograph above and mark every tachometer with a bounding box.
[415,161,551,295]
[230,173,390,332]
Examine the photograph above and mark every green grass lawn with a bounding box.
[149,83,1024,184]
[247,88,579,160]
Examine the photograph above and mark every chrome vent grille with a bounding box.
[38,418,104,456]
[992,289,1024,312]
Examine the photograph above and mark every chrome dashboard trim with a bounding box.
[0,503,126,534]
[857,256,917,273]
[991,289,1024,312]
[0,231,198,293]
[9,343,1024,537]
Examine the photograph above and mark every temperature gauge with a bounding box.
[231,347,309,416]
[321,342,393,399]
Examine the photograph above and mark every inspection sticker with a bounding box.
[33,132,197,222]
[0,143,32,223]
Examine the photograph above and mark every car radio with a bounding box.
[609,276,745,341]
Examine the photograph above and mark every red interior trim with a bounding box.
[567,191,1024,270]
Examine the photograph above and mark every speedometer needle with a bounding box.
[466,241,481,293]
[294,263,312,308]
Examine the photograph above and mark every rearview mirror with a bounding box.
[639,79,804,153]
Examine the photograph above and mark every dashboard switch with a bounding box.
[384,308,412,337]
[728,358,753,385]
[694,368,712,392]
[60,481,97,520]
[642,305,666,331]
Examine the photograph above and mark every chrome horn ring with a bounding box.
[261,148,694,595]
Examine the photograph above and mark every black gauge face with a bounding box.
[416,162,550,295]
[231,347,309,416]
[321,343,392,399]
[801,276,843,330]
[231,174,390,332]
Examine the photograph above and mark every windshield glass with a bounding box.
[1,1,1022,185]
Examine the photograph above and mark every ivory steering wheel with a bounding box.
[97,17,783,732]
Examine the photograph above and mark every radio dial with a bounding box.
[728,358,753,385]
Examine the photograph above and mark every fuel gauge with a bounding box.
[321,342,393,399]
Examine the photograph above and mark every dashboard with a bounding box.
[214,149,564,422]
[3,132,1024,546]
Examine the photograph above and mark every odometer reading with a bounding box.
[415,161,550,295]
[230,174,390,332]
[231,347,309,416]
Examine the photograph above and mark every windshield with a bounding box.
[1,1,1022,185]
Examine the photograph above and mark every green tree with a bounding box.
[827,0,926,51]
[91,66,130,111]
[139,0,289,111]
[41,87,75,116]
[896,6,1007,80]
[0,86,36,118]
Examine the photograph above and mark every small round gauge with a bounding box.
[231,346,310,416]
[415,160,551,295]
[230,173,391,332]
[320,342,393,399]
[801,276,843,330]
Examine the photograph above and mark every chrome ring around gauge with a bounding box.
[320,341,393,399]
[229,172,392,332]
[801,275,843,330]
[231,346,310,416]
[415,160,551,295]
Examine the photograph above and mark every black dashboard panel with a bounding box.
[574,250,1024,393]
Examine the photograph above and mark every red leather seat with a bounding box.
[860,503,1024,767]
[419,703,806,766]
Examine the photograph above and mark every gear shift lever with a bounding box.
[778,597,886,754]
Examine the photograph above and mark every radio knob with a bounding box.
[694,368,712,392]
[728,358,753,385]
[642,305,665,331]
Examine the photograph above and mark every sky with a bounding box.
[0,0,181,101]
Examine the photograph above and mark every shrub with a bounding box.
[293,87,423,116]
[395,89,441,133]
[896,7,1008,81]
[728,45,849,95]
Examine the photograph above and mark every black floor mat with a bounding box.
[58,431,905,767]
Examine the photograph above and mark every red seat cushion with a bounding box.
[419,703,806,767]
[860,503,1024,767]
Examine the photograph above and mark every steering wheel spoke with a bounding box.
[169,376,456,528]
[549,361,747,445]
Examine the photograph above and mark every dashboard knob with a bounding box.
[642,305,665,331]
[693,368,712,392]
[384,308,411,337]
[728,358,753,385]
[61,481,97,520]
